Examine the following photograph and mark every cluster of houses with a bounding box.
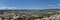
[0,12,60,20]
[41,14,60,20]
[0,12,30,20]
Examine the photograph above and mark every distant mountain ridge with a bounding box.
[1,7,60,11]
[0,9,60,14]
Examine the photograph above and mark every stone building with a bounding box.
[41,16,49,20]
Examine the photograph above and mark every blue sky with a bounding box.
[0,0,60,9]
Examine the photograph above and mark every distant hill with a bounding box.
[0,9,60,12]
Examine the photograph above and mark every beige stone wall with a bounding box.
[0,17,2,20]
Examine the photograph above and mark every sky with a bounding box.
[0,0,60,9]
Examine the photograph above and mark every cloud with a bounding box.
[48,4,60,9]
[48,4,57,9]
[48,5,57,7]
[48,4,60,7]
[57,4,60,5]
[48,5,52,7]
[0,6,18,10]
